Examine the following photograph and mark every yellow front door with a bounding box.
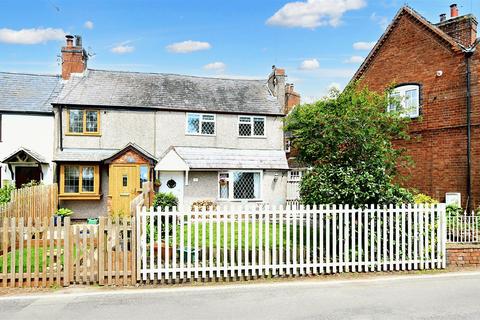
[109,165,139,215]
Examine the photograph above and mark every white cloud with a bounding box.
[328,82,341,90]
[111,44,135,54]
[371,12,389,30]
[266,0,366,28]
[299,58,320,70]
[344,55,365,63]
[166,40,211,53]
[0,28,65,45]
[353,41,376,50]
[84,21,94,30]
[204,61,226,73]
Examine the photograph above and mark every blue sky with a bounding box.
[1,0,479,102]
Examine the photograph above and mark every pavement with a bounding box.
[1,272,480,319]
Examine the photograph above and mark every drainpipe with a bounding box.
[464,47,475,212]
[59,106,64,151]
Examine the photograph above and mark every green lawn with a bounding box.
[0,246,79,273]
[147,221,312,249]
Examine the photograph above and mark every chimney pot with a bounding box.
[74,35,82,47]
[440,13,447,22]
[450,3,459,18]
[65,35,74,47]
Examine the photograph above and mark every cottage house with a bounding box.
[0,72,62,188]
[352,4,480,209]
[52,36,292,218]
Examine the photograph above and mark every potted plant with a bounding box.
[54,208,73,226]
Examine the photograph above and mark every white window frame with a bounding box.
[388,84,420,118]
[217,170,263,201]
[185,113,216,136]
[238,116,266,138]
[285,139,291,152]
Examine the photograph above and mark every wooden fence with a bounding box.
[0,216,136,287]
[137,204,447,283]
[0,184,58,221]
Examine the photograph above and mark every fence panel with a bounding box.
[0,217,68,287]
[447,215,480,243]
[0,184,58,221]
[0,216,136,288]
[137,204,447,283]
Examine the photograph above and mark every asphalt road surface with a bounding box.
[1,272,480,320]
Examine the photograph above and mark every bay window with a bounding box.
[60,164,100,199]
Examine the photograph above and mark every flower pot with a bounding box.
[53,215,65,226]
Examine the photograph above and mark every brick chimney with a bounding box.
[284,83,300,114]
[61,35,87,80]
[268,66,286,110]
[436,4,478,47]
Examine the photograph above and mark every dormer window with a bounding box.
[388,84,420,118]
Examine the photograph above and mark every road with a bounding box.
[1,272,480,320]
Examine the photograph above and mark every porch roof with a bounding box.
[53,148,118,162]
[2,147,47,164]
[155,146,289,171]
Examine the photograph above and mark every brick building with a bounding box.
[352,4,480,209]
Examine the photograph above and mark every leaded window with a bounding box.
[69,110,84,133]
[81,166,95,192]
[64,166,80,193]
[218,171,261,200]
[186,113,215,135]
[238,116,265,137]
[68,109,100,134]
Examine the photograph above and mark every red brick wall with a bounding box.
[358,12,480,207]
[447,245,480,268]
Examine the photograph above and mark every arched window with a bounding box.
[388,84,420,118]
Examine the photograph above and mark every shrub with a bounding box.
[300,164,414,206]
[20,180,41,188]
[446,204,463,218]
[55,208,73,217]
[0,184,15,204]
[153,192,178,210]
[413,193,439,204]
[191,199,217,211]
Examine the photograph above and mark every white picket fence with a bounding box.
[137,204,446,283]
[447,215,480,243]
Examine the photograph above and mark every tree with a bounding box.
[284,84,414,205]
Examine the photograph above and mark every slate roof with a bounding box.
[0,72,62,113]
[53,148,119,162]
[55,69,283,116]
[164,146,289,170]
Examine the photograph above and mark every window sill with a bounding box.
[185,133,216,137]
[59,193,102,200]
[237,136,266,139]
[65,133,102,137]
[217,199,263,202]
